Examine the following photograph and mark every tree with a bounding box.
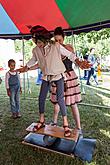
[70,28,110,59]
[14,28,110,62]
[14,39,35,63]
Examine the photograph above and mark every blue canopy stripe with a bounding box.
[0,4,19,34]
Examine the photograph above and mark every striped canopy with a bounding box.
[0,0,110,39]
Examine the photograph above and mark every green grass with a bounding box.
[0,77,110,165]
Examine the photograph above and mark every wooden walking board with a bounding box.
[26,122,79,142]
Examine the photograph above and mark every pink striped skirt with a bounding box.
[50,70,82,106]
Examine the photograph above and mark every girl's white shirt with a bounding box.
[27,43,76,82]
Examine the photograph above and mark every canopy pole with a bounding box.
[22,37,26,99]
[27,71,31,94]
[72,31,85,94]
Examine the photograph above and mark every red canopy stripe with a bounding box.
[1,0,69,33]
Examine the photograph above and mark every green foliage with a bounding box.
[14,39,35,63]
[64,28,110,59]
[14,28,110,62]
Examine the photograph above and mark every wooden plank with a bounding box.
[22,141,74,158]
[26,123,79,141]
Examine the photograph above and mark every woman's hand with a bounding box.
[75,58,92,69]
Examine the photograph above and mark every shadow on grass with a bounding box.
[82,84,110,107]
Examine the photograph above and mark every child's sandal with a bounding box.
[63,126,71,137]
[33,121,45,132]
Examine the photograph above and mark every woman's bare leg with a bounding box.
[71,104,81,129]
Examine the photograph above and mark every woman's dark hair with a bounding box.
[54,27,65,38]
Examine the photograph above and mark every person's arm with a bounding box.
[59,44,91,69]
[26,48,38,68]
[28,63,39,71]
[60,44,77,62]
[91,55,96,65]
[64,44,74,52]
[13,48,38,73]
[5,72,11,96]
[5,72,9,89]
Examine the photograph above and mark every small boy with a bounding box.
[5,59,22,119]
